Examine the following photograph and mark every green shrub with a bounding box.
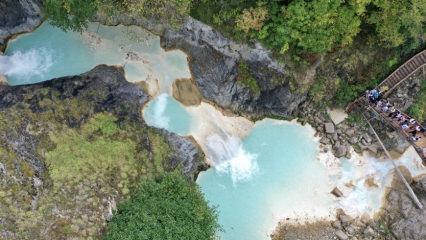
[103,173,219,240]
[237,61,261,95]
[45,113,140,192]
[408,79,426,122]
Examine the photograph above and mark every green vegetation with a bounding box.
[43,0,425,106]
[260,0,361,54]
[191,0,425,105]
[43,0,191,31]
[408,78,426,122]
[43,0,98,31]
[192,0,425,55]
[104,173,219,240]
[45,113,140,194]
[0,78,211,239]
[237,61,260,95]
[367,0,425,49]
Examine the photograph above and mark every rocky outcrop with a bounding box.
[161,19,306,117]
[274,174,426,240]
[0,65,204,179]
[160,130,207,180]
[380,175,426,240]
[172,78,202,106]
[0,0,42,50]
[0,65,205,239]
[96,15,307,118]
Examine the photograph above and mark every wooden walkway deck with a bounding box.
[367,101,426,165]
[346,49,426,165]
[347,50,426,112]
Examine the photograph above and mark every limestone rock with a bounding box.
[334,145,347,158]
[160,18,307,117]
[0,0,42,49]
[331,187,344,198]
[172,78,202,106]
[325,122,335,134]
[335,230,348,240]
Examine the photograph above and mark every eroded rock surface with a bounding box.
[96,15,306,118]
[172,78,202,106]
[0,65,205,239]
[0,0,42,50]
[162,18,306,117]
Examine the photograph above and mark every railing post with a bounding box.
[363,111,423,209]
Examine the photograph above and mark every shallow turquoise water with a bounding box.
[143,94,192,135]
[197,119,332,240]
[3,23,336,240]
[2,23,190,86]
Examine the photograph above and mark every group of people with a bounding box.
[366,89,425,142]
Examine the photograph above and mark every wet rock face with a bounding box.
[0,0,42,49]
[161,18,306,117]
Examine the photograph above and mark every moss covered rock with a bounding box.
[0,65,205,239]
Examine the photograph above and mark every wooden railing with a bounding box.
[378,50,426,97]
[367,105,426,165]
[346,50,426,112]
[345,49,426,165]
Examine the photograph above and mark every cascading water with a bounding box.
[205,133,258,183]
[6,21,426,240]
[149,93,170,129]
[0,48,53,82]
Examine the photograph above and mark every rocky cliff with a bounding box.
[161,19,307,117]
[97,15,307,118]
[0,0,42,50]
[0,65,205,239]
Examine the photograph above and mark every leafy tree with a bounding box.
[43,0,192,31]
[121,0,192,27]
[43,0,99,31]
[104,173,219,240]
[366,0,426,49]
[259,0,362,54]
[236,6,268,33]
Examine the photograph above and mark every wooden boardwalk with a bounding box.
[368,101,426,165]
[347,50,426,112]
[378,50,426,97]
[346,49,426,165]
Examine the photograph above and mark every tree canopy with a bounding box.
[103,173,219,240]
[43,0,192,31]
[43,0,98,31]
[44,0,425,53]
[260,0,361,54]
[367,0,426,49]
[191,0,425,55]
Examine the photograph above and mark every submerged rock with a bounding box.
[172,78,202,106]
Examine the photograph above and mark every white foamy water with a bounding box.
[150,93,170,129]
[0,48,53,82]
[7,21,426,240]
[206,133,258,183]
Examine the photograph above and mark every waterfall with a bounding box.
[205,133,258,184]
[151,93,170,129]
[0,48,53,82]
